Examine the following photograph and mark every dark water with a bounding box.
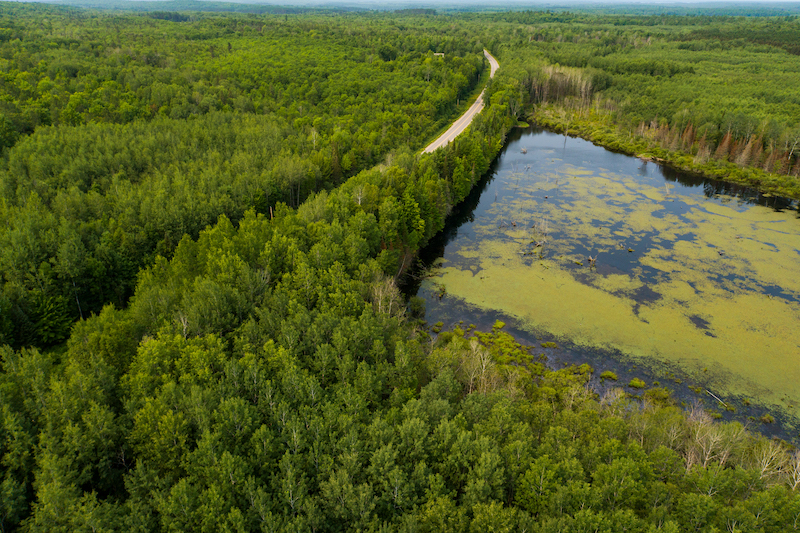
[403,126,800,442]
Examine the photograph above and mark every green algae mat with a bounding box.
[418,128,800,424]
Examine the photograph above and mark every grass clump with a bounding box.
[644,387,673,406]
[600,371,618,381]
[628,378,646,389]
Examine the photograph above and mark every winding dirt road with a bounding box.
[423,49,500,154]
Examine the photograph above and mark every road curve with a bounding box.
[423,49,500,154]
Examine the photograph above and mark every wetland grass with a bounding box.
[629,378,647,389]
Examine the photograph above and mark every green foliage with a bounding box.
[600,370,618,381]
[1,4,799,532]
[536,106,800,199]
[0,5,491,349]
[643,386,674,406]
[628,377,647,389]
[498,13,800,197]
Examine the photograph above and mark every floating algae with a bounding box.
[418,128,800,422]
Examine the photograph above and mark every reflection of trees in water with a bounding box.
[403,127,800,297]
[400,128,533,295]
[661,165,799,212]
[405,129,800,445]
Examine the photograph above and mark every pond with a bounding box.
[407,126,800,438]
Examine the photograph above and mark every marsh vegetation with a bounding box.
[415,128,800,429]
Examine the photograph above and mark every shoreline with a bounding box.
[533,107,800,202]
[405,123,800,445]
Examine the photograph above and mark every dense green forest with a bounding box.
[0,4,486,347]
[1,3,800,532]
[483,11,800,195]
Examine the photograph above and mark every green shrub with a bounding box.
[628,378,646,389]
[644,387,672,405]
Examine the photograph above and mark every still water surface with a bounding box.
[409,127,800,433]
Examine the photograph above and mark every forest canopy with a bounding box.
[1,3,800,532]
[0,4,486,347]
[484,11,800,194]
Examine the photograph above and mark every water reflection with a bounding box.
[405,127,800,439]
[660,164,799,213]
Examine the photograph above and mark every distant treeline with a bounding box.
[148,11,191,22]
[394,8,437,16]
[55,0,321,14]
[485,13,800,193]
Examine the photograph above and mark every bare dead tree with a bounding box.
[685,405,744,470]
[751,438,788,486]
[475,339,500,395]
[787,449,800,491]
[628,399,657,447]
[177,312,189,339]
[371,277,402,318]
[600,388,627,419]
